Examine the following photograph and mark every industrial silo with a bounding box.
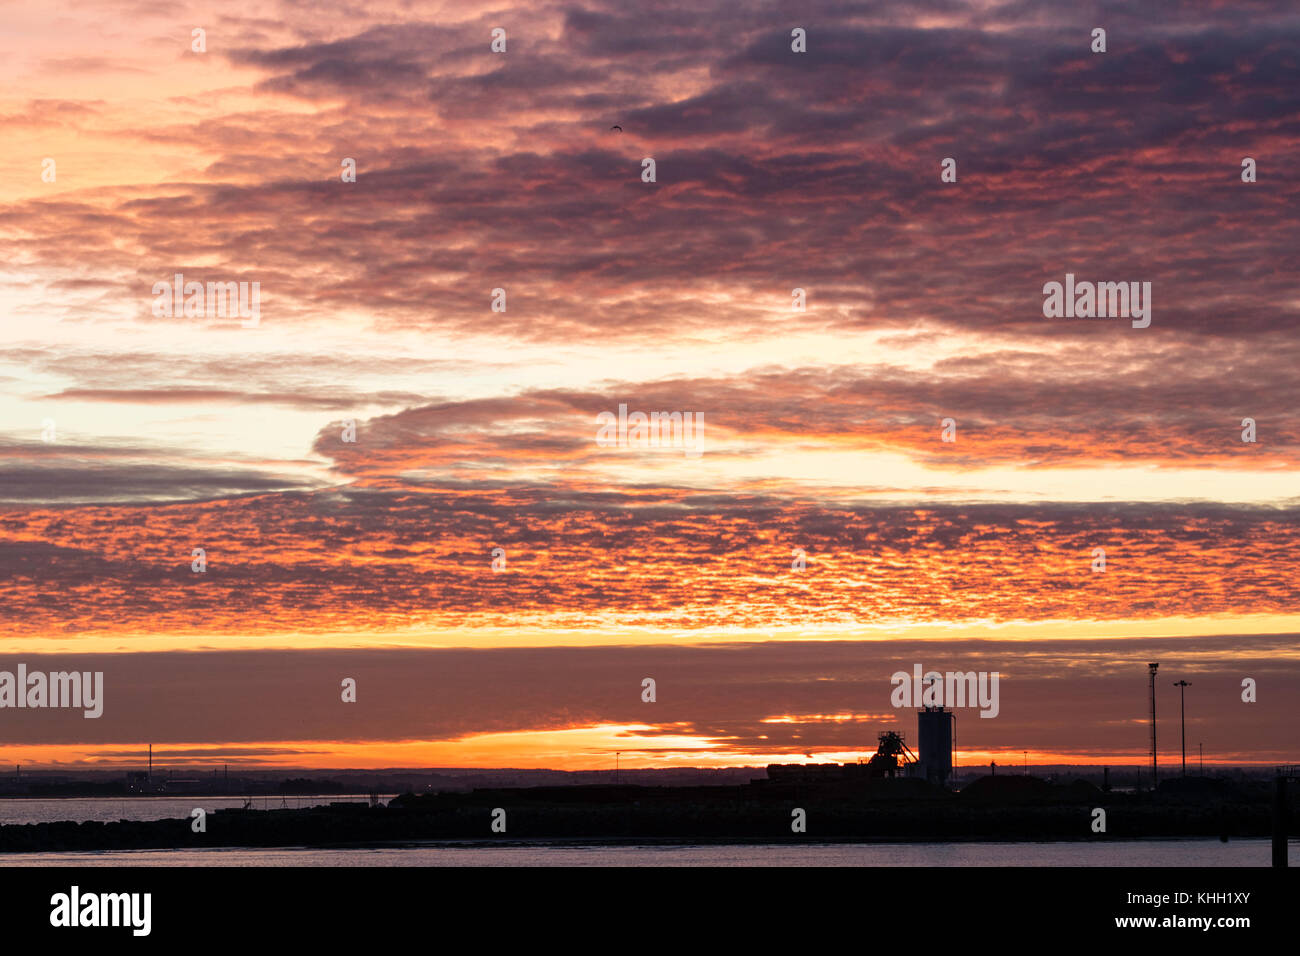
[917,706,955,786]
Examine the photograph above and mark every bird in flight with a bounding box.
[610,125,622,132]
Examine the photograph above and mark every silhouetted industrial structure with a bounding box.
[917,706,956,786]
[868,730,916,777]
[766,707,956,787]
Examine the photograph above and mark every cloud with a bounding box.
[4,0,1299,768]
[2,490,1297,634]
[1,638,1294,765]
[0,441,321,503]
[4,0,1299,341]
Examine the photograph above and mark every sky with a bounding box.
[0,0,1297,772]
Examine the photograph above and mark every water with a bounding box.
[0,838,1285,867]
[0,795,389,825]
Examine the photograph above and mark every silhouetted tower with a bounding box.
[917,706,955,786]
[1147,663,1159,787]
[1173,680,1191,777]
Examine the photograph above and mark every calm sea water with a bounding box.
[0,839,1284,867]
[0,795,390,825]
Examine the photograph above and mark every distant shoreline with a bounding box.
[0,776,1289,853]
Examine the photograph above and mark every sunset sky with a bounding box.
[1,0,1297,771]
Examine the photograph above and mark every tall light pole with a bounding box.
[1173,680,1191,777]
[1147,663,1159,788]
[615,751,620,784]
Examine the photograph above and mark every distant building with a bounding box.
[764,709,956,789]
[916,706,955,786]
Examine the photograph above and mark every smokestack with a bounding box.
[1148,664,1159,788]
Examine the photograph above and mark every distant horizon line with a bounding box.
[3,761,1282,775]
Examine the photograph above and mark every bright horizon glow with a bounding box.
[2,0,1297,773]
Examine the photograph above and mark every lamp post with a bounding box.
[1147,663,1159,788]
[1173,681,1191,777]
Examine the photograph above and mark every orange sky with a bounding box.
[1,0,1297,771]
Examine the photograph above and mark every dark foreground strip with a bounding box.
[0,863,1293,942]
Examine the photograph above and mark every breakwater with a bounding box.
[0,775,1288,853]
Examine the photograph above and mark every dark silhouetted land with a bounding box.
[0,773,1290,852]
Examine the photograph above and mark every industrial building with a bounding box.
[917,705,956,786]
[766,705,956,788]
